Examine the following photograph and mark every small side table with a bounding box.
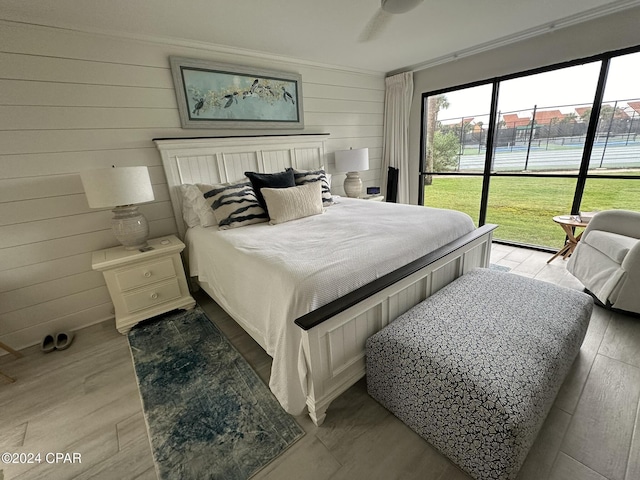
[92,235,196,334]
[547,216,588,264]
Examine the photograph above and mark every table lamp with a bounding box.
[335,147,369,198]
[81,166,155,250]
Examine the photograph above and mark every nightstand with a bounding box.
[92,235,195,334]
[358,194,385,201]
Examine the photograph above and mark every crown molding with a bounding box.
[389,0,640,76]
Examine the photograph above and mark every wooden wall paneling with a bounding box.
[326,137,383,152]
[0,211,113,249]
[296,67,384,91]
[0,219,174,276]
[0,106,181,130]
[149,183,171,204]
[0,175,85,202]
[1,303,117,351]
[0,79,178,108]
[146,218,178,239]
[321,125,382,139]
[0,194,90,226]
[304,98,385,115]
[0,52,174,88]
[1,286,112,334]
[0,202,172,250]
[305,112,383,127]
[0,231,111,272]
[1,127,352,155]
[0,178,167,214]
[304,84,385,103]
[0,254,93,293]
[0,129,182,155]
[0,149,162,179]
[0,270,105,315]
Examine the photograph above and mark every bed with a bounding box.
[155,134,496,426]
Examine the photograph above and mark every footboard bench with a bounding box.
[366,268,593,480]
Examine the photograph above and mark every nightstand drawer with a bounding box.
[116,258,176,291]
[123,280,181,313]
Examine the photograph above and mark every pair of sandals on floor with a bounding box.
[41,332,74,353]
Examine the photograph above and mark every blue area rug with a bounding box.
[128,307,304,480]
[490,263,511,272]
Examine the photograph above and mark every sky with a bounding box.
[437,51,639,123]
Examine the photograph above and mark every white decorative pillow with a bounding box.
[261,181,324,225]
[176,184,215,227]
[195,183,226,227]
[288,167,333,206]
[180,184,208,228]
[201,181,268,230]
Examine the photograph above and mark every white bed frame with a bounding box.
[155,134,496,426]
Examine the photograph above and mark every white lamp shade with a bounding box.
[335,148,369,173]
[81,166,154,208]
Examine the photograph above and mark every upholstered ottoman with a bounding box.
[366,268,593,480]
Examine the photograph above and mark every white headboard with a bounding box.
[154,134,329,239]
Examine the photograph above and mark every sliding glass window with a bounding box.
[420,47,640,250]
[588,52,640,172]
[422,83,493,226]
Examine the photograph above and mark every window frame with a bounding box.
[418,45,640,249]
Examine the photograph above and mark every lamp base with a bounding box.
[343,172,363,198]
[111,205,150,250]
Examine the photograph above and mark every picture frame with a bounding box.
[169,56,304,130]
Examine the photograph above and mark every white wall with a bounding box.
[0,21,385,350]
[408,7,640,204]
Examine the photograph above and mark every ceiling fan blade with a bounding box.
[381,0,424,14]
[358,8,392,42]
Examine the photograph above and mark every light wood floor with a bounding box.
[1,244,639,480]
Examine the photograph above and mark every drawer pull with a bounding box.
[144,271,152,278]
[150,293,159,300]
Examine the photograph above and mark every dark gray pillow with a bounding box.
[244,169,296,212]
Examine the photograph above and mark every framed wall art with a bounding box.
[169,57,304,129]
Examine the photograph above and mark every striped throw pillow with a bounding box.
[288,167,333,206]
[202,181,268,230]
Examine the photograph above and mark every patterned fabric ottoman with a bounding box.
[366,268,593,480]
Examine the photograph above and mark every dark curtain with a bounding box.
[386,167,398,203]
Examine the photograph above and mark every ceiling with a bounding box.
[2,0,640,74]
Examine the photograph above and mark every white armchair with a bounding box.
[566,210,640,315]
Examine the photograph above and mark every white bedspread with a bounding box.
[185,197,475,415]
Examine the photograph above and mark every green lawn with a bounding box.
[424,175,640,248]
